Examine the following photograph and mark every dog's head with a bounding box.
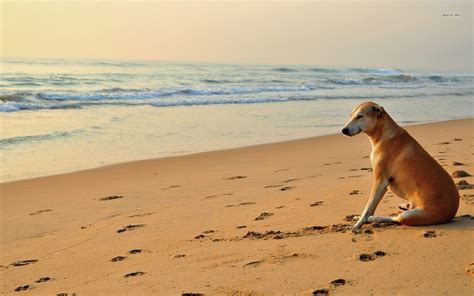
[342,101,385,136]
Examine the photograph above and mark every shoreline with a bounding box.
[2,117,471,185]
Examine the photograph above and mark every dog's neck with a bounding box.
[366,113,402,148]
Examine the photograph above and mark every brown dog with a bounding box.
[342,102,459,229]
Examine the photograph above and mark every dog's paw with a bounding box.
[352,224,363,233]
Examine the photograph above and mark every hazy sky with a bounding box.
[1,1,472,72]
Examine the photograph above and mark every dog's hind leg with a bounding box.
[394,208,437,226]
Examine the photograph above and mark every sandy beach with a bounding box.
[1,118,473,295]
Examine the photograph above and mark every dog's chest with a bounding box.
[372,145,412,200]
[370,149,377,164]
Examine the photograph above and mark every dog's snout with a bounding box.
[342,128,349,135]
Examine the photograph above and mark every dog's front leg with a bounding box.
[353,178,389,230]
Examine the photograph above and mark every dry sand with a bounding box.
[1,118,473,295]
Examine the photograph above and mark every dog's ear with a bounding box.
[372,105,384,116]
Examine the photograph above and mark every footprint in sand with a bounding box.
[238,202,256,206]
[117,224,146,233]
[194,230,217,240]
[358,251,386,262]
[465,263,474,277]
[313,279,346,296]
[204,193,234,199]
[182,293,204,296]
[35,277,53,283]
[128,249,143,254]
[175,254,186,258]
[255,212,273,221]
[312,288,329,295]
[457,180,474,190]
[344,214,360,222]
[29,209,52,216]
[339,175,364,180]
[128,212,155,218]
[264,184,282,188]
[99,195,124,201]
[398,203,410,211]
[358,253,374,262]
[240,224,351,241]
[111,256,127,262]
[161,185,181,190]
[330,278,346,286]
[453,161,465,166]
[124,271,146,278]
[243,253,304,269]
[236,225,247,229]
[280,186,294,191]
[310,201,324,207]
[462,194,474,204]
[14,285,33,292]
[351,228,374,242]
[283,178,300,183]
[423,231,437,238]
[223,175,247,180]
[10,259,38,267]
[324,162,342,166]
[452,170,471,178]
[243,260,263,268]
[438,141,451,145]
[349,190,360,195]
[228,202,256,207]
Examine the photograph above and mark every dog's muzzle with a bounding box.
[341,128,349,135]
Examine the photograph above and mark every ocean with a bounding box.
[1,58,472,182]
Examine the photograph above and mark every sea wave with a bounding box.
[150,96,290,107]
[1,59,471,113]
[427,75,461,83]
[326,74,418,85]
[1,90,472,112]
[347,68,402,75]
[274,67,402,74]
[0,101,85,112]
[202,79,232,84]
[32,84,317,101]
[0,94,24,102]
[309,68,340,73]
[273,67,299,73]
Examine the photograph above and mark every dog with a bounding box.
[342,101,459,230]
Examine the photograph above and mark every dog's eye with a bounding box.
[356,115,363,119]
